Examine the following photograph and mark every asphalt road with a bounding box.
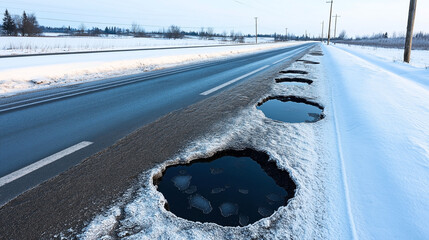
[0,42,316,238]
[0,43,313,206]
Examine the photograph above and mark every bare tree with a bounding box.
[131,22,146,37]
[78,23,86,35]
[206,27,214,40]
[24,13,41,36]
[165,25,183,39]
[338,30,346,40]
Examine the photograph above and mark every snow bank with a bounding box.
[0,42,302,97]
[324,45,429,239]
[79,47,336,239]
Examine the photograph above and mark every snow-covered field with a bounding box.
[0,36,273,56]
[335,43,429,68]
[79,43,429,239]
[0,41,302,97]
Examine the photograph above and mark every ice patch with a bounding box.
[239,215,249,226]
[171,175,192,191]
[184,185,198,194]
[258,207,274,217]
[211,187,226,194]
[219,203,239,217]
[238,189,249,194]
[266,193,283,202]
[210,168,224,175]
[189,194,213,214]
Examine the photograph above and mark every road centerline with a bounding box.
[200,65,270,96]
[0,141,93,188]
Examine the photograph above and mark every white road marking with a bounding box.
[200,65,270,96]
[272,46,308,65]
[0,141,93,187]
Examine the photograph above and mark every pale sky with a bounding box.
[1,0,428,37]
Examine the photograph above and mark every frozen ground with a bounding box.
[0,41,302,97]
[80,43,429,239]
[0,35,274,56]
[334,43,429,68]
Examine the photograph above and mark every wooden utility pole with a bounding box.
[321,21,324,41]
[255,17,258,44]
[333,14,341,38]
[404,0,417,63]
[327,0,333,45]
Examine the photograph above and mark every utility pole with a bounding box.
[333,14,341,38]
[255,17,258,44]
[285,28,288,41]
[326,0,333,45]
[321,21,324,41]
[404,0,417,63]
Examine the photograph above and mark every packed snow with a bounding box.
[79,43,429,239]
[0,41,302,97]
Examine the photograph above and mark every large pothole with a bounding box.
[309,52,324,56]
[279,70,309,75]
[154,149,296,227]
[275,77,313,85]
[257,96,324,123]
[296,60,320,65]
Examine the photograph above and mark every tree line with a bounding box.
[2,9,41,36]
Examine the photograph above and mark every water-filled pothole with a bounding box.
[309,52,324,56]
[275,77,313,85]
[155,149,296,227]
[257,96,324,123]
[296,60,320,64]
[279,70,308,75]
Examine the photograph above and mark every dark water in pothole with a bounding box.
[156,149,296,227]
[275,77,313,85]
[257,97,323,123]
[280,70,308,75]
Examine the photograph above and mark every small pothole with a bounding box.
[154,149,296,227]
[275,77,313,85]
[257,96,324,123]
[279,70,308,75]
[296,60,320,64]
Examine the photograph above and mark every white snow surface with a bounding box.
[334,43,429,69]
[0,36,274,55]
[81,43,429,239]
[324,45,429,239]
[0,41,302,97]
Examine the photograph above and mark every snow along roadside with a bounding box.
[323,44,429,239]
[0,42,303,97]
